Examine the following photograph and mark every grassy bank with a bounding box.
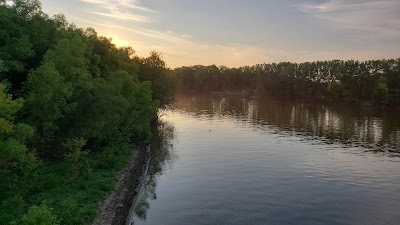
[2,142,136,225]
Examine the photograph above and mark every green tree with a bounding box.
[23,62,74,155]
[1,2,168,224]
[0,84,38,224]
[11,0,42,19]
[137,51,176,108]
[44,36,92,92]
[372,76,389,103]
[0,5,34,88]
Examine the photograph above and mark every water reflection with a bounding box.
[134,119,177,220]
[130,92,400,225]
[175,92,400,155]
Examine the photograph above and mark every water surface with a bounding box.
[131,93,400,225]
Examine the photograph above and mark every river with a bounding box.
[129,92,400,225]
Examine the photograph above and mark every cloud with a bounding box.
[80,0,155,12]
[80,0,156,22]
[297,0,400,39]
[119,1,158,13]
[91,11,149,22]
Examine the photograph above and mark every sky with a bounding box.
[40,0,400,68]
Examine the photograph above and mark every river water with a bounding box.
[130,93,400,225]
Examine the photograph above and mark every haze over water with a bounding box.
[131,93,400,225]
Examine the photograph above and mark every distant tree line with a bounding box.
[175,59,400,104]
[0,0,175,224]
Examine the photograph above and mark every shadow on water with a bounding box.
[134,118,177,221]
[175,92,400,156]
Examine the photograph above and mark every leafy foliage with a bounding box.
[0,84,38,224]
[0,0,175,224]
[136,51,177,108]
[14,204,61,225]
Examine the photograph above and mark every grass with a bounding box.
[22,143,134,225]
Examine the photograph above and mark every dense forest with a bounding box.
[0,0,175,224]
[175,59,400,104]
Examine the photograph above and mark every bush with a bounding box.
[13,204,61,225]
[64,138,90,181]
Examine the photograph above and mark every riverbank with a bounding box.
[92,142,149,225]
[0,141,150,225]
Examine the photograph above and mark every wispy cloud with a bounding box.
[91,11,149,22]
[80,0,156,22]
[297,0,400,39]
[119,1,158,13]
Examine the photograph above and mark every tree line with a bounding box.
[175,59,400,104]
[0,0,175,224]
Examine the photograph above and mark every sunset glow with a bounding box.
[40,0,400,67]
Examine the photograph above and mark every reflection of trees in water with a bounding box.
[176,92,400,155]
[134,118,177,220]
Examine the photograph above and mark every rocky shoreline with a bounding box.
[92,142,150,225]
